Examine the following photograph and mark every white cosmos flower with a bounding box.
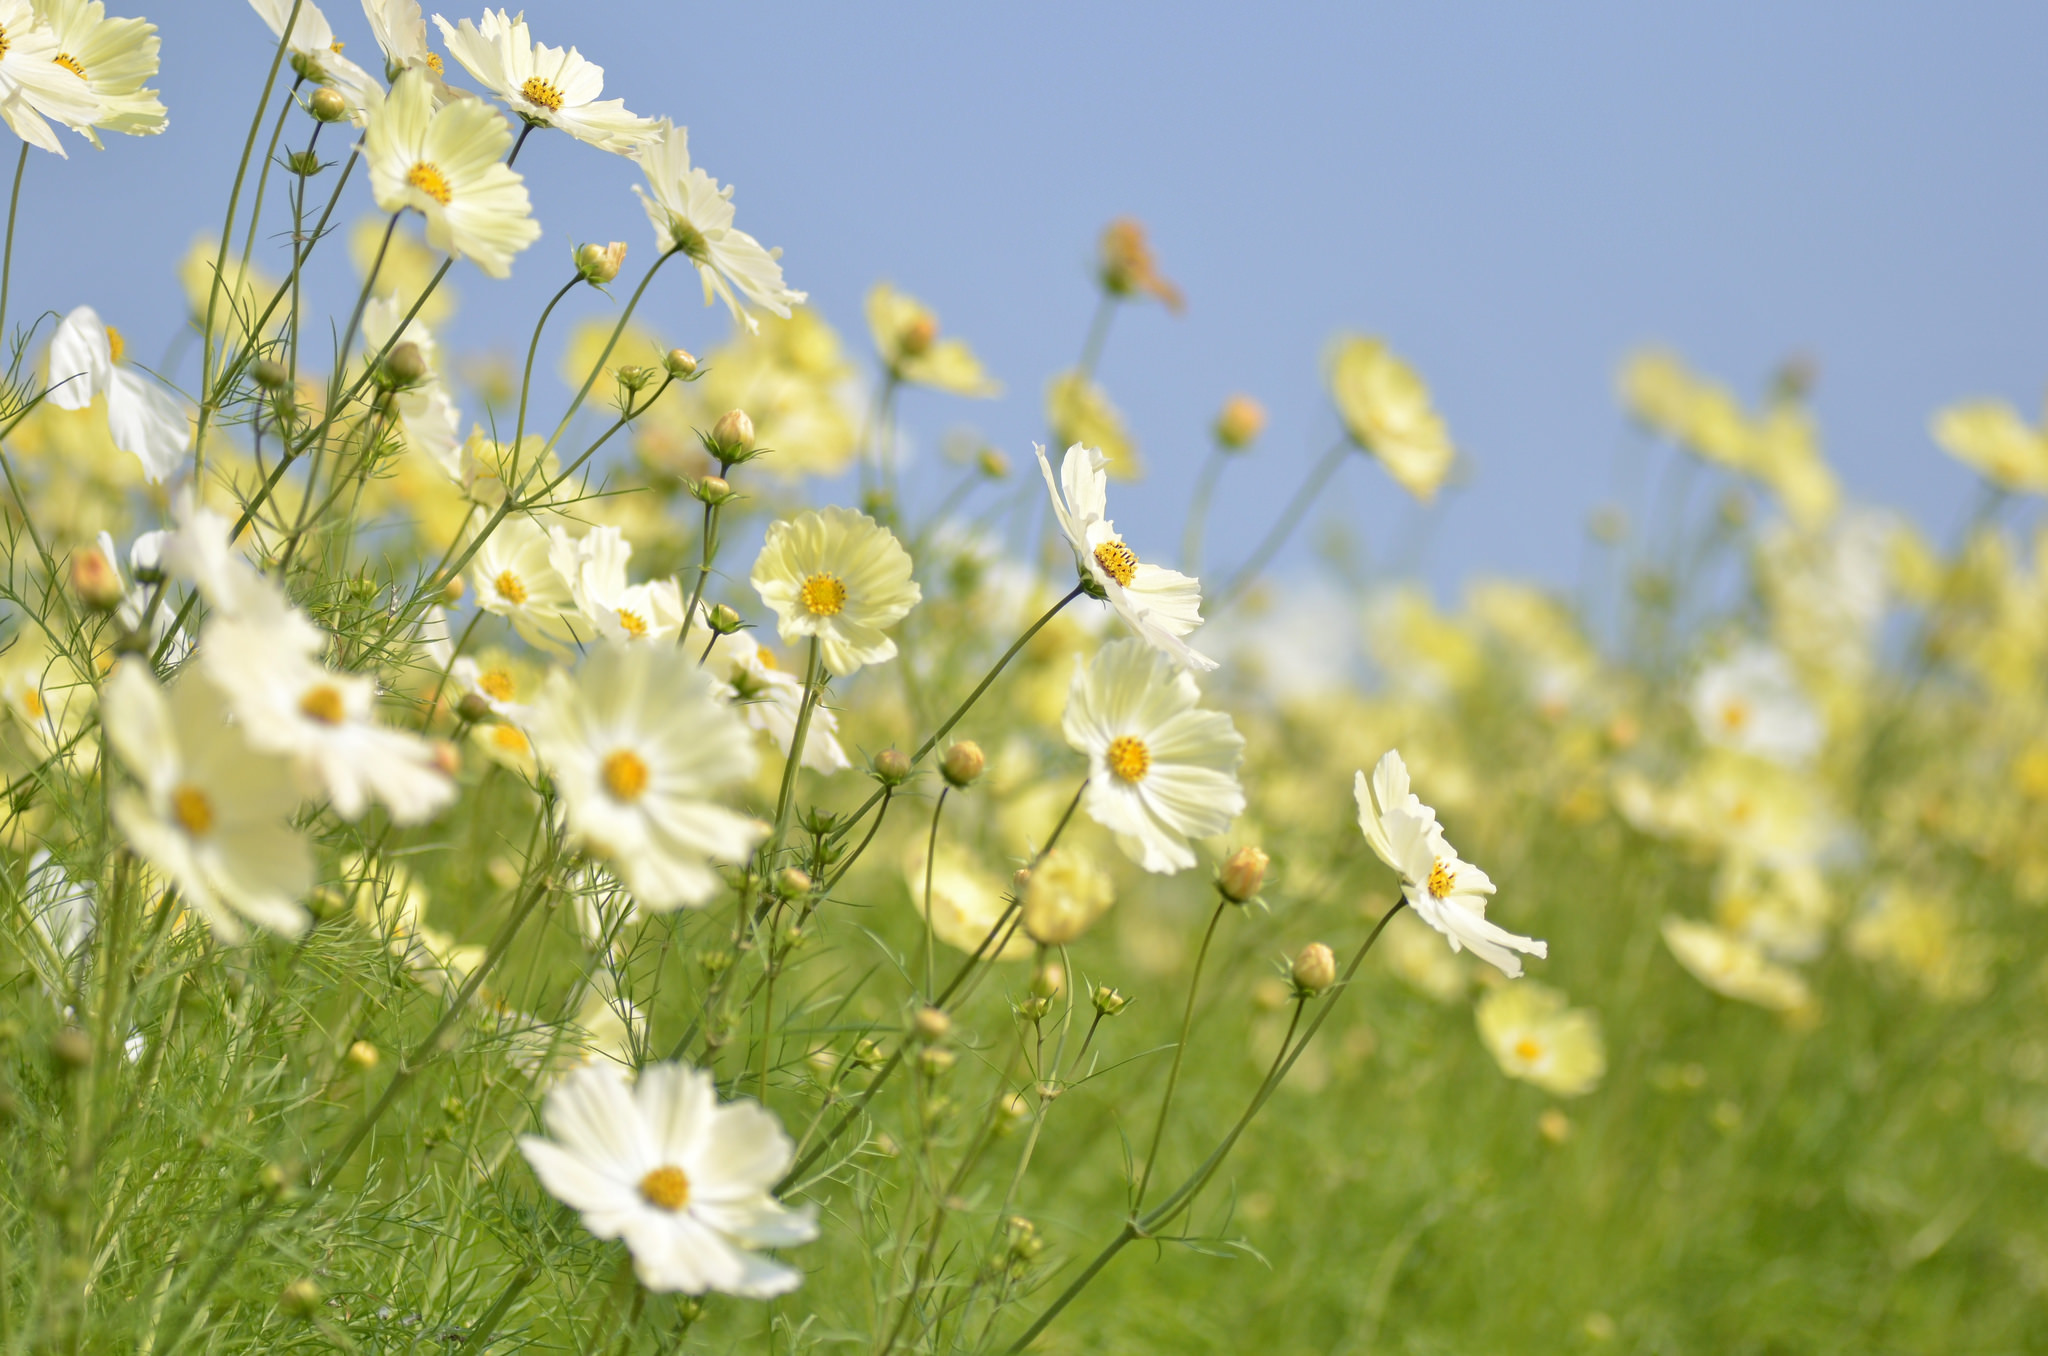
[366,68,540,279]
[633,119,805,335]
[39,0,166,146]
[1355,749,1547,978]
[47,305,190,482]
[246,0,381,118]
[549,524,686,645]
[1063,638,1245,874]
[1661,915,1812,1011]
[701,614,851,774]
[751,507,920,677]
[470,514,583,651]
[101,663,313,941]
[362,293,461,474]
[432,7,656,152]
[0,0,101,155]
[154,491,326,653]
[519,1061,816,1296]
[1689,645,1822,765]
[1038,442,1215,672]
[363,0,446,80]
[527,643,767,910]
[96,528,190,662]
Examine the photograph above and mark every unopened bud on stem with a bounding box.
[914,1006,951,1041]
[69,548,122,612]
[709,408,754,461]
[1292,941,1337,995]
[872,748,911,786]
[1218,845,1269,904]
[707,603,742,635]
[574,240,627,286]
[308,87,348,123]
[663,347,698,379]
[378,341,427,389]
[940,740,984,789]
[693,475,732,505]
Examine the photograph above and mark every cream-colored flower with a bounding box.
[750,507,919,677]
[702,618,850,774]
[364,0,448,83]
[433,7,656,152]
[37,0,165,145]
[550,524,686,645]
[1690,645,1822,765]
[1044,370,1138,479]
[904,841,1030,960]
[520,1061,816,1295]
[1660,916,1811,1011]
[0,0,102,155]
[1038,442,1214,672]
[366,68,539,279]
[46,304,189,482]
[1476,981,1605,1097]
[633,119,805,334]
[1846,884,1991,1004]
[865,282,999,396]
[1063,638,1243,874]
[1355,750,1547,977]
[1021,846,1115,945]
[101,663,312,941]
[246,0,380,116]
[1327,334,1456,502]
[527,643,765,909]
[470,514,583,651]
[362,293,461,474]
[1931,399,2048,495]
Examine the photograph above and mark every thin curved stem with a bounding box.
[920,786,950,997]
[1217,438,1353,609]
[1076,293,1116,383]
[1131,896,1228,1211]
[513,276,581,455]
[0,142,28,347]
[1179,444,1228,575]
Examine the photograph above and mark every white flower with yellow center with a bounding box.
[364,0,449,83]
[550,524,686,645]
[1689,645,1822,765]
[432,7,656,152]
[1356,750,1547,977]
[47,304,190,482]
[1063,638,1244,874]
[633,119,805,335]
[903,841,1031,960]
[36,0,164,146]
[1037,442,1215,673]
[201,624,456,824]
[246,0,380,117]
[527,643,766,910]
[469,514,583,651]
[1021,845,1117,944]
[701,617,851,774]
[362,293,461,474]
[101,663,312,941]
[750,506,920,677]
[0,0,100,155]
[366,68,540,279]
[520,1060,816,1296]
[1660,915,1812,1012]
[446,647,533,722]
[1475,981,1606,1097]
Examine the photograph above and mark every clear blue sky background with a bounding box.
[19,2,2048,594]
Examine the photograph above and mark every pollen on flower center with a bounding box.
[1426,857,1455,899]
[493,569,528,605]
[755,647,778,671]
[0,27,11,60]
[1093,540,1138,587]
[172,784,214,837]
[800,572,847,616]
[424,51,443,73]
[1513,1037,1544,1063]
[617,608,649,638]
[53,53,85,79]
[19,689,43,719]
[602,749,650,801]
[492,725,529,754]
[106,324,125,366]
[478,669,516,702]
[1107,734,1150,782]
[639,1164,691,1211]
[299,684,347,725]
[1720,700,1749,731]
[519,76,566,112]
[406,162,453,206]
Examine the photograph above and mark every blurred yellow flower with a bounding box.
[1660,916,1811,1012]
[866,282,999,397]
[351,216,456,328]
[1930,399,2048,494]
[1847,884,1991,1003]
[1326,335,1454,503]
[1022,846,1115,945]
[1046,370,1140,480]
[1097,217,1183,311]
[1476,981,1606,1097]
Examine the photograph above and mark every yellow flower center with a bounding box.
[330,39,345,53]
[424,52,443,74]
[491,725,529,755]
[299,684,347,725]
[639,1164,690,1211]
[1106,734,1150,782]
[1720,700,1749,732]
[1513,1036,1543,1063]
[53,53,85,79]
[602,749,649,801]
[755,646,778,671]
[19,688,43,719]
[106,324,125,366]
[617,607,649,638]
[0,27,11,61]
[172,784,214,837]
[1093,540,1138,587]
[800,572,847,616]
[493,570,528,605]
[406,162,453,206]
[478,669,517,702]
[1426,857,1455,899]
[519,75,565,112]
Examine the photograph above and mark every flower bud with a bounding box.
[429,740,460,778]
[897,311,938,357]
[574,240,627,286]
[286,149,323,177]
[872,748,911,786]
[663,347,699,378]
[1213,394,1267,450]
[709,408,754,460]
[69,547,123,612]
[455,692,494,724]
[852,1037,886,1069]
[1091,984,1127,1016]
[278,1277,323,1317]
[1218,845,1269,904]
[441,574,466,605]
[1291,941,1337,995]
[940,740,985,789]
[977,446,1010,479]
[693,474,733,505]
[613,364,652,395]
[251,358,291,395]
[308,86,349,123]
[707,603,742,635]
[918,1046,956,1075]
[776,867,813,898]
[1006,1216,1044,1262]
[914,1006,951,1041]
[50,1026,92,1071]
[345,1040,379,1070]
[1016,994,1051,1021]
[1032,961,1065,999]
[378,340,428,389]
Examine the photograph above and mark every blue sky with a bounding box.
[22,2,2048,594]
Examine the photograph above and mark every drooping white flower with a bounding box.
[550,524,686,645]
[362,293,460,474]
[1689,645,1823,765]
[633,119,805,335]
[38,0,166,146]
[47,305,190,481]
[246,0,381,117]
[1063,638,1244,874]
[519,1061,817,1296]
[1355,750,1547,977]
[469,514,583,651]
[95,528,190,662]
[0,0,101,155]
[366,68,539,279]
[153,491,324,652]
[750,507,920,677]
[527,643,766,910]
[701,616,851,774]
[432,7,656,152]
[363,0,445,81]
[101,663,313,941]
[1038,442,1215,672]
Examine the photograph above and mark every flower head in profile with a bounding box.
[1931,399,2048,495]
[101,663,312,941]
[1476,981,1606,1097]
[364,0,447,82]
[367,68,539,279]
[1022,845,1116,945]
[0,0,105,155]
[1039,442,1214,672]
[1044,372,1139,480]
[1661,915,1812,1011]
[433,7,657,151]
[550,524,686,645]
[702,618,851,774]
[905,841,1030,959]
[1064,638,1244,874]
[1355,750,1546,977]
[470,514,583,651]
[633,120,805,334]
[528,643,766,910]
[1689,645,1822,765]
[1097,217,1183,312]
[47,304,190,482]
[750,507,919,677]
[38,0,166,146]
[247,0,380,117]
[1327,334,1456,503]
[520,1061,816,1295]
[865,282,999,397]
[363,293,460,474]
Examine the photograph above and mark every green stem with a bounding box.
[1216,438,1353,609]
[676,493,723,651]
[1130,896,1228,1211]
[1179,444,1227,575]
[513,276,580,455]
[763,637,824,863]
[0,141,28,347]
[1075,293,1116,383]
[920,786,950,997]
